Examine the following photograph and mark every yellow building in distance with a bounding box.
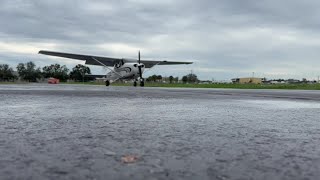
[231,77,263,84]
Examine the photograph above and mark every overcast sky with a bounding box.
[1,0,320,81]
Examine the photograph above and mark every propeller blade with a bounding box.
[138,51,141,64]
[138,51,142,79]
[138,66,142,79]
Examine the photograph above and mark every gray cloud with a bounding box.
[1,0,320,80]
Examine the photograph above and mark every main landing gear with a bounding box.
[133,79,144,87]
[105,80,110,86]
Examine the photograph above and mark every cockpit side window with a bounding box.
[115,60,124,68]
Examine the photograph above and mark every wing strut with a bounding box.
[91,57,124,78]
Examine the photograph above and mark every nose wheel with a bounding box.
[140,78,144,87]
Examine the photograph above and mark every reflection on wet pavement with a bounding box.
[1,84,320,180]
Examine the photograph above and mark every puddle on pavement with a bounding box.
[238,99,320,109]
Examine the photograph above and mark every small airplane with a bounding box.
[38,50,193,87]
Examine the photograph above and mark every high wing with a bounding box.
[39,50,122,67]
[140,60,193,68]
[39,50,193,68]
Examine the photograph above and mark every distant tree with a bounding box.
[42,64,69,81]
[16,63,26,77]
[16,61,42,82]
[174,77,179,83]
[181,73,199,83]
[146,74,159,82]
[0,64,15,81]
[187,73,199,83]
[157,75,162,82]
[169,76,174,83]
[182,76,188,83]
[146,75,153,82]
[302,78,307,83]
[152,75,158,82]
[69,64,91,81]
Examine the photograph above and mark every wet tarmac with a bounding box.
[1,84,320,180]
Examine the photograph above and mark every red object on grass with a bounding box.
[48,78,60,84]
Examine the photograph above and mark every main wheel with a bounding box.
[105,80,110,86]
[140,81,144,87]
[133,81,137,87]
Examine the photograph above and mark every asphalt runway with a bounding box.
[1,84,320,180]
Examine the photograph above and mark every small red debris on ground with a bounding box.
[121,155,139,163]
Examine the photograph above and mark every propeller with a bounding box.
[138,51,141,64]
[138,51,143,80]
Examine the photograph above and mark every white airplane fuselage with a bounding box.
[106,63,145,81]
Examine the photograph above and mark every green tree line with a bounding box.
[0,61,91,82]
[1,61,199,83]
[146,74,199,83]
[0,64,16,81]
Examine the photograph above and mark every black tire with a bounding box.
[133,81,137,87]
[105,80,110,86]
[140,81,144,87]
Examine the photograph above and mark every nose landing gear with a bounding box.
[140,78,144,87]
[133,78,144,87]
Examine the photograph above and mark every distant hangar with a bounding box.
[231,77,263,84]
